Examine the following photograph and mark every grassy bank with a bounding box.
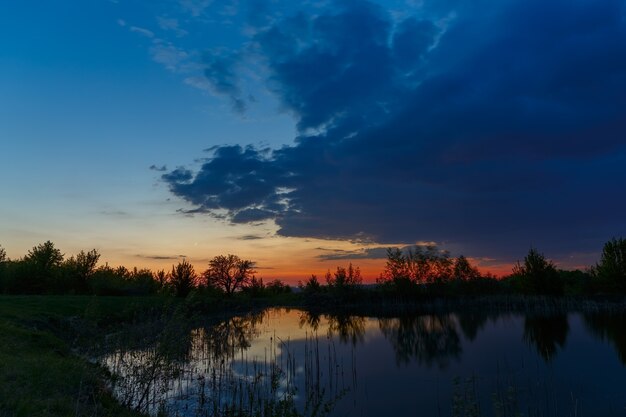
[0,295,173,417]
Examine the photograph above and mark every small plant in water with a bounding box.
[102,311,348,417]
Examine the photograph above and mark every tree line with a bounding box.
[0,238,624,298]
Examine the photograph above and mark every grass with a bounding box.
[0,295,173,417]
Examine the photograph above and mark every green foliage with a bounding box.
[593,237,626,292]
[512,248,563,295]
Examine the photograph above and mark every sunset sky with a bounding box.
[1,0,625,282]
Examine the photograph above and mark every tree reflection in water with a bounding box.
[522,314,569,362]
[190,311,265,361]
[456,311,491,342]
[583,312,626,365]
[378,314,461,368]
[298,311,366,346]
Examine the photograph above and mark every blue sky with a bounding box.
[1,0,625,279]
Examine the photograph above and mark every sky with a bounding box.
[1,0,625,281]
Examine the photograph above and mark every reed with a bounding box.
[102,314,350,417]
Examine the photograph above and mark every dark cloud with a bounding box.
[316,244,437,260]
[163,0,626,262]
[149,164,167,172]
[317,246,395,261]
[237,234,265,240]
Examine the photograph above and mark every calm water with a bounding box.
[102,308,626,416]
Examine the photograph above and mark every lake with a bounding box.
[101,307,626,416]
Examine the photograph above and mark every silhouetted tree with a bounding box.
[22,241,64,293]
[26,240,63,270]
[170,259,197,297]
[265,279,291,295]
[243,276,265,297]
[0,246,8,293]
[380,245,454,286]
[204,254,254,295]
[299,274,322,293]
[154,269,167,287]
[63,249,100,292]
[512,248,563,295]
[127,267,159,295]
[453,255,480,281]
[326,263,362,289]
[593,237,626,292]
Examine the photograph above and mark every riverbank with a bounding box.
[0,296,169,417]
[2,293,626,417]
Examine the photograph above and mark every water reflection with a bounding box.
[583,312,626,364]
[379,314,461,368]
[298,311,366,346]
[191,311,264,360]
[456,311,491,342]
[522,314,569,361]
[101,308,626,417]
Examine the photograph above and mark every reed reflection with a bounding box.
[378,314,461,368]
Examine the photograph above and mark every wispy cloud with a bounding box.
[150,164,167,172]
[238,234,265,240]
[149,42,190,72]
[179,0,213,17]
[156,16,188,37]
[129,26,155,38]
[136,254,181,261]
[99,210,130,217]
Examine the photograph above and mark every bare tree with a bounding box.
[203,254,255,295]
